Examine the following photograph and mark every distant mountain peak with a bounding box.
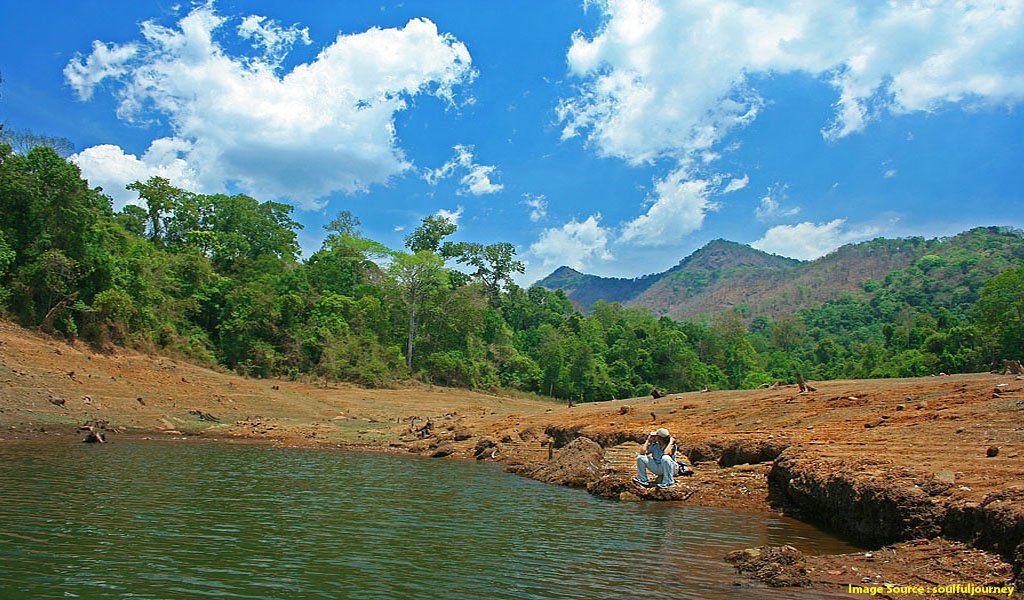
[547,266,582,278]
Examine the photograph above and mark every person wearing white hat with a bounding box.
[633,427,678,489]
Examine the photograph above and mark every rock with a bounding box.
[473,437,498,460]
[453,428,473,441]
[987,446,1000,458]
[724,545,810,587]
[934,470,956,484]
[864,418,885,429]
[431,443,454,458]
[82,429,106,443]
[48,397,65,407]
[619,491,642,502]
[527,436,604,487]
[618,406,631,415]
[896,404,905,411]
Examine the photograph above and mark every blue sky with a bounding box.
[2,0,1022,284]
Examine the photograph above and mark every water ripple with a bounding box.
[0,439,858,598]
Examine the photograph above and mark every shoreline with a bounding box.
[2,318,1021,595]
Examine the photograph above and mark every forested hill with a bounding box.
[537,229,1024,320]
[2,142,1023,402]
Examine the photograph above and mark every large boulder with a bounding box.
[527,436,605,487]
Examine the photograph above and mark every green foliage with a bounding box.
[0,148,1021,398]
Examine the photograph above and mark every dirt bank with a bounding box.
[2,318,1021,596]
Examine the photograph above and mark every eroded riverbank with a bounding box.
[2,318,1021,596]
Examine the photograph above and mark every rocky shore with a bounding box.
[2,318,1021,596]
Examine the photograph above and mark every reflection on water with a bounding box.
[0,439,858,599]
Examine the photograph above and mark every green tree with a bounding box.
[973,266,1024,362]
[389,250,447,371]
[405,215,457,254]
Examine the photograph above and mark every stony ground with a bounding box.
[2,318,1021,597]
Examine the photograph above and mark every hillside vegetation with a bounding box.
[1,142,1023,402]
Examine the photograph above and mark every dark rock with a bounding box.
[526,436,604,487]
[452,428,473,441]
[724,545,810,587]
[587,473,698,501]
[431,443,454,458]
[988,446,1001,458]
[82,429,106,444]
[618,406,631,415]
[473,437,498,460]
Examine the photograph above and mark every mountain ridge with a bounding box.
[534,226,1024,320]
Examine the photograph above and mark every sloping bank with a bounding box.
[489,423,1023,588]
[770,449,1024,587]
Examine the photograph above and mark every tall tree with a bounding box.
[404,215,457,254]
[389,250,447,370]
[447,241,525,304]
[126,176,189,245]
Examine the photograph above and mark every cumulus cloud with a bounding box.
[71,140,199,208]
[755,183,800,221]
[618,170,721,247]
[561,0,1024,163]
[528,214,613,270]
[64,5,474,209]
[521,193,548,222]
[425,144,503,195]
[63,41,138,101]
[752,219,881,260]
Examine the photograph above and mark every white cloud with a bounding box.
[237,15,311,65]
[64,5,474,209]
[528,214,613,270]
[393,225,406,232]
[884,168,897,179]
[755,183,800,221]
[618,170,719,246]
[436,206,464,225]
[752,219,880,260]
[71,140,199,208]
[561,0,1024,163]
[521,193,548,222]
[425,144,503,195]
[723,175,749,194]
[63,41,138,101]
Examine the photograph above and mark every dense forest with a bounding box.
[1,141,1023,402]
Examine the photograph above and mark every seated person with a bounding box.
[633,427,680,489]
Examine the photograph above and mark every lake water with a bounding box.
[0,439,858,599]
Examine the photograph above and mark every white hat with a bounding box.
[650,428,670,437]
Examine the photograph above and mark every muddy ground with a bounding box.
[1,318,1021,598]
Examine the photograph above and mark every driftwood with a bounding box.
[796,373,816,393]
[1002,359,1024,375]
[651,387,666,399]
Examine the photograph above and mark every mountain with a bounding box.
[533,266,662,312]
[534,227,1024,320]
